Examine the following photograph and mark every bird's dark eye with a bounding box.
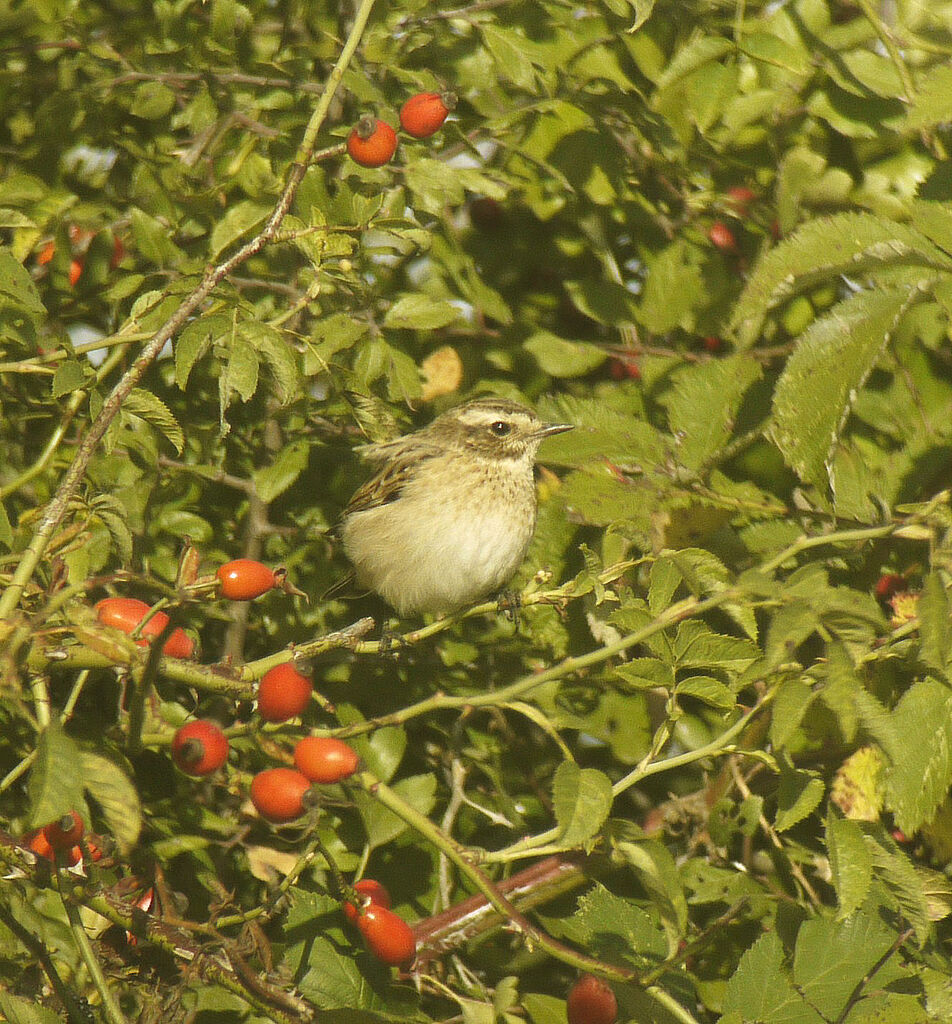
[490,421,511,437]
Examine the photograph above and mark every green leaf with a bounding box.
[662,355,762,470]
[905,64,952,130]
[826,813,872,919]
[722,931,825,1024]
[917,572,951,677]
[572,882,668,963]
[130,207,183,267]
[175,314,226,390]
[242,322,299,403]
[355,773,437,850]
[730,213,952,347]
[79,751,142,854]
[219,331,259,413]
[769,287,918,493]
[676,675,735,710]
[664,548,758,640]
[0,246,45,317]
[26,720,88,829]
[124,387,184,453]
[51,359,87,398]
[552,761,613,847]
[129,81,175,119]
[480,23,537,89]
[0,992,65,1024]
[209,200,269,258]
[0,498,12,549]
[775,761,824,832]
[884,678,952,835]
[867,829,932,941]
[383,294,460,331]
[793,910,897,1019]
[253,439,309,504]
[524,331,607,378]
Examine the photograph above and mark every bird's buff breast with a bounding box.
[341,461,537,616]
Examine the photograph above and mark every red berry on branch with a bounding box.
[257,662,313,722]
[347,116,398,168]
[216,559,277,601]
[567,974,618,1024]
[708,221,738,253]
[399,91,455,139]
[356,904,416,967]
[294,736,360,783]
[250,768,312,823]
[171,720,229,776]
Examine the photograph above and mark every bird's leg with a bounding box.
[496,588,522,624]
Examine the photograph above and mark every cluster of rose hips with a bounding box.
[92,555,416,967]
[24,811,102,869]
[346,90,456,168]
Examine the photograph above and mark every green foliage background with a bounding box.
[3,0,952,1021]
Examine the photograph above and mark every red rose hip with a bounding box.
[257,662,312,722]
[294,736,359,783]
[250,768,311,823]
[347,116,398,168]
[216,559,277,601]
[356,904,416,966]
[172,720,229,776]
[567,974,618,1024]
[399,91,455,139]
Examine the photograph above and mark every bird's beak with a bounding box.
[536,422,574,438]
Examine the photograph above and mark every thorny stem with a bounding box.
[0,0,380,624]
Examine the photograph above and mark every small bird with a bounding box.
[338,397,574,617]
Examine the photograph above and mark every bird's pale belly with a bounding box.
[343,498,535,616]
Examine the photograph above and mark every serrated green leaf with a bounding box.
[769,287,918,493]
[662,355,762,470]
[918,573,951,677]
[0,246,45,317]
[552,761,613,846]
[677,675,735,710]
[775,761,824,832]
[175,314,224,390]
[524,331,606,378]
[867,831,932,941]
[253,439,309,503]
[826,813,872,919]
[572,882,668,962]
[723,931,825,1024]
[905,64,952,130]
[124,387,184,453]
[242,322,299,404]
[730,213,951,347]
[480,23,537,90]
[793,910,896,1018]
[383,294,460,330]
[27,720,88,829]
[95,507,134,565]
[0,992,65,1024]
[209,200,269,258]
[130,207,182,267]
[79,751,142,854]
[884,678,952,835]
[664,548,758,640]
[51,359,86,398]
[219,332,259,413]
